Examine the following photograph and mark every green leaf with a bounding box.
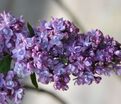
[27,22,35,37]
[0,55,12,73]
[30,73,38,88]
[27,23,38,88]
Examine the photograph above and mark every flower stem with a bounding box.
[24,85,67,104]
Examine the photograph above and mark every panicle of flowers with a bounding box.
[1,11,121,104]
[12,17,121,91]
[36,18,121,88]
[66,29,121,85]
[0,11,25,104]
[0,71,24,104]
[35,17,81,90]
[12,17,80,90]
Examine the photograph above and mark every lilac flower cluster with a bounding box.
[35,19,121,89]
[12,17,121,91]
[12,18,81,90]
[35,18,80,90]
[0,12,26,104]
[66,30,121,85]
[0,71,24,104]
[0,11,27,57]
[1,11,121,103]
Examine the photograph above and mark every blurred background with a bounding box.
[0,0,121,104]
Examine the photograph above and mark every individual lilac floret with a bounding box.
[0,71,24,104]
[0,11,27,54]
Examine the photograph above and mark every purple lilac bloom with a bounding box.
[1,11,120,104]
[34,18,80,90]
[0,10,121,104]
[13,17,121,91]
[12,17,80,90]
[0,11,27,54]
[36,18,101,89]
[11,15,121,91]
[67,29,121,85]
[36,18,121,90]
[36,17,79,50]
[12,34,37,77]
[0,71,24,104]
